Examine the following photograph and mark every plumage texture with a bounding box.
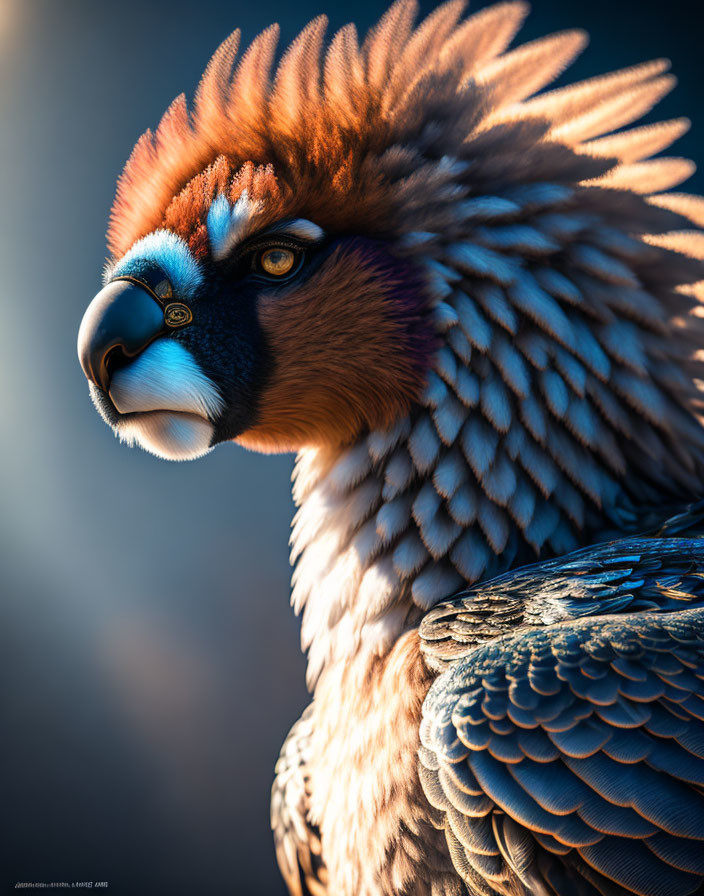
[420,537,704,895]
[222,0,704,685]
[101,2,704,894]
[271,705,328,896]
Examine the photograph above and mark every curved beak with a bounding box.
[77,279,166,393]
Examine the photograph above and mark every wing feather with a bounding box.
[420,533,704,895]
[271,706,328,896]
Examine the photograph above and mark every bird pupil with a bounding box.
[262,248,294,275]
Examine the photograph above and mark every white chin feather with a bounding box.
[109,339,224,419]
[116,411,215,461]
[105,338,223,461]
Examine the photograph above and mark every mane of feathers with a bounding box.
[108,0,704,681]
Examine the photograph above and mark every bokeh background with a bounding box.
[1,0,703,892]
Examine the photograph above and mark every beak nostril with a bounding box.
[104,345,130,383]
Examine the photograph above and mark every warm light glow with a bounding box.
[0,0,17,46]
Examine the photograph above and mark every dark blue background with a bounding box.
[1,0,702,893]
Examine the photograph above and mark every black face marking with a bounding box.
[190,233,341,442]
[173,234,336,443]
[171,270,272,444]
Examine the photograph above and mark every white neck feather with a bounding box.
[290,424,431,688]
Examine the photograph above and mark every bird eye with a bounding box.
[258,246,298,278]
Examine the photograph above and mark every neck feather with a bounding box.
[289,188,704,691]
[291,252,704,688]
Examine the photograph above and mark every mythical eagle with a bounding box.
[77,2,704,893]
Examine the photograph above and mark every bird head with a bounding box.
[78,145,438,459]
[79,0,704,563]
[77,8,448,461]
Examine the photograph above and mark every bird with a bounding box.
[76,1,704,893]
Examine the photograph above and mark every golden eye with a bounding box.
[260,247,297,278]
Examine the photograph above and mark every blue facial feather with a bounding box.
[205,190,262,259]
[108,230,203,298]
[206,194,234,257]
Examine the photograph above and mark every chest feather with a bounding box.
[309,630,461,896]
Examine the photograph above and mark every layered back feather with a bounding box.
[108,0,704,682]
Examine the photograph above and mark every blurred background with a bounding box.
[1,0,703,892]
